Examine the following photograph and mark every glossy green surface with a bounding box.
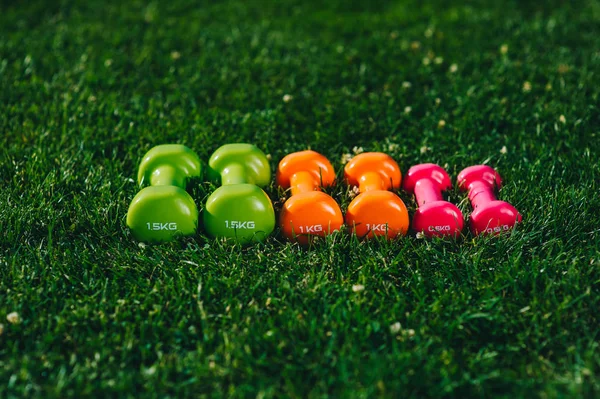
[137,144,202,187]
[127,186,198,242]
[128,144,202,242]
[203,184,275,243]
[207,143,271,186]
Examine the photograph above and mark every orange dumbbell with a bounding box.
[344,152,409,239]
[276,150,344,245]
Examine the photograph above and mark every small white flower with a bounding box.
[282,94,293,103]
[449,63,458,73]
[6,312,20,324]
[523,81,532,92]
[341,153,352,164]
[404,106,412,114]
[402,81,412,89]
[420,146,430,154]
[500,44,509,55]
[352,284,365,292]
[434,56,443,65]
[422,57,431,66]
[559,115,566,124]
[352,146,364,155]
[348,186,360,199]
[416,232,425,239]
[500,146,507,154]
[388,143,399,152]
[437,120,446,128]
[389,322,402,334]
[170,51,181,60]
[410,41,421,50]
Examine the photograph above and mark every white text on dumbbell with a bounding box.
[485,225,511,233]
[428,225,451,232]
[297,225,323,233]
[146,222,178,231]
[366,223,388,232]
[225,221,256,229]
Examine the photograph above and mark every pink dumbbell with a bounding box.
[402,163,464,237]
[457,165,522,235]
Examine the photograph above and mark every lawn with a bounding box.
[1,0,599,397]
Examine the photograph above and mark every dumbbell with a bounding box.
[276,150,343,245]
[203,143,276,243]
[457,165,522,235]
[344,152,409,239]
[126,144,201,242]
[402,163,464,237]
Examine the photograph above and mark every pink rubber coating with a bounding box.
[402,163,451,194]
[403,164,464,238]
[457,165,522,235]
[414,179,443,204]
[456,165,503,192]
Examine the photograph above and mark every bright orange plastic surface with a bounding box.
[277,151,343,244]
[344,152,409,239]
[276,150,336,189]
[346,191,409,239]
[280,191,344,245]
[345,152,402,191]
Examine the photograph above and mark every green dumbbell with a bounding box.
[126,144,201,242]
[203,143,275,243]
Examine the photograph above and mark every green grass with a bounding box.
[1,0,600,397]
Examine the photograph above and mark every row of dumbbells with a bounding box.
[126,144,522,244]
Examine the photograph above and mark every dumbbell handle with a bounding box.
[150,165,185,187]
[467,181,496,209]
[221,164,247,185]
[290,171,318,195]
[414,179,443,205]
[358,172,385,192]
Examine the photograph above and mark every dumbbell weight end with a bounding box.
[127,186,198,242]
